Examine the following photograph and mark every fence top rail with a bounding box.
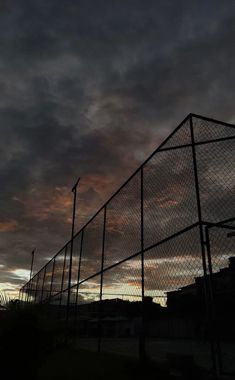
[191,113,235,129]
[20,113,235,290]
[203,217,235,229]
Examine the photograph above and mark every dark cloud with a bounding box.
[0,1,235,297]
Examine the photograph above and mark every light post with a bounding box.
[66,177,80,323]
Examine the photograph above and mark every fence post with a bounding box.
[67,178,80,324]
[34,273,40,304]
[22,286,26,303]
[25,281,30,304]
[189,115,218,377]
[27,249,35,303]
[48,258,56,309]
[189,115,208,284]
[59,245,68,318]
[140,166,146,360]
[19,288,22,303]
[205,226,222,376]
[40,266,46,304]
[98,207,106,353]
[75,229,84,329]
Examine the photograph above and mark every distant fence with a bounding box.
[20,113,235,376]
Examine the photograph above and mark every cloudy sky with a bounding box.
[0,0,235,299]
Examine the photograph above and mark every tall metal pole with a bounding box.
[66,177,80,323]
[28,249,35,303]
[40,266,46,304]
[189,115,219,378]
[205,226,222,375]
[98,206,107,353]
[30,249,35,281]
[140,166,146,360]
[74,228,84,323]
[48,258,56,304]
[34,272,40,304]
[59,245,68,319]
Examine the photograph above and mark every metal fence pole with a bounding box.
[21,287,24,303]
[67,178,80,324]
[19,288,22,303]
[205,226,222,376]
[189,116,208,286]
[30,249,35,282]
[98,206,106,353]
[40,266,46,304]
[24,286,27,303]
[189,115,218,377]
[26,249,35,304]
[26,283,30,304]
[140,167,146,360]
[48,258,56,307]
[59,245,68,318]
[75,228,84,325]
[34,273,40,304]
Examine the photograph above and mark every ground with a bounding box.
[0,308,217,379]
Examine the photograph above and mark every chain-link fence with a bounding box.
[19,113,235,377]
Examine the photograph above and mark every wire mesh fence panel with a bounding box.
[28,275,37,302]
[26,284,30,302]
[144,226,213,371]
[102,259,142,301]
[20,288,23,302]
[41,291,50,304]
[25,285,28,302]
[50,291,62,308]
[60,289,68,306]
[55,288,68,321]
[33,275,39,302]
[75,275,101,351]
[26,280,31,302]
[26,286,30,302]
[100,257,142,357]
[192,116,235,144]
[21,286,27,302]
[20,287,24,302]
[35,275,40,303]
[23,284,28,302]
[42,260,54,303]
[159,117,192,149]
[143,146,198,248]
[196,138,235,223]
[77,277,101,306]
[207,224,235,375]
[79,210,104,282]
[51,249,66,297]
[35,268,44,303]
[104,173,141,268]
[18,114,235,376]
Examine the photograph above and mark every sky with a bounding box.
[0,0,235,300]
